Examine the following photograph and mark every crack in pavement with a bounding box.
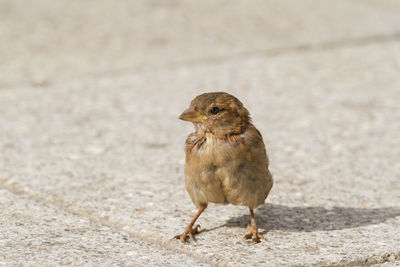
[1,176,400,266]
[0,177,217,266]
[1,31,400,91]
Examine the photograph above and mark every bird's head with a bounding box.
[179,92,250,137]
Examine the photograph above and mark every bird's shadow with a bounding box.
[223,204,400,233]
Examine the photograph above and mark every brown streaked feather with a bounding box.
[182,93,273,210]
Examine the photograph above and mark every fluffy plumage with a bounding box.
[174,92,273,243]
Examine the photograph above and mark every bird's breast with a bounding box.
[184,126,272,208]
[193,133,242,167]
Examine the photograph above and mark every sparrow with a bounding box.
[174,92,273,243]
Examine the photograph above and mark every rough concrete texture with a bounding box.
[2,0,400,87]
[0,189,210,266]
[1,0,400,266]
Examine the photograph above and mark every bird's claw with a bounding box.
[244,226,264,243]
[243,232,264,243]
[173,224,201,243]
[192,224,201,234]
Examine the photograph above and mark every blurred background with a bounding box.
[1,1,400,265]
[1,0,400,87]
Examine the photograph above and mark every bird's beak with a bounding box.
[179,107,207,122]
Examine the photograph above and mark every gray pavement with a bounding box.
[1,0,400,266]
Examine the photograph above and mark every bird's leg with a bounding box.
[174,205,206,243]
[244,208,264,243]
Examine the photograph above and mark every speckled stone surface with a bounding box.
[2,0,400,87]
[1,0,400,266]
[0,189,210,266]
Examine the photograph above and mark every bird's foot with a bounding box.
[244,225,264,243]
[173,224,201,243]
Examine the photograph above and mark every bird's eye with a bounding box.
[209,106,220,115]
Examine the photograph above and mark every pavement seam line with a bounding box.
[0,177,219,266]
[1,31,400,91]
[2,177,400,266]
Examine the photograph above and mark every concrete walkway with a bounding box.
[1,1,400,266]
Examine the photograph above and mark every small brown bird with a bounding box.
[174,92,273,243]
